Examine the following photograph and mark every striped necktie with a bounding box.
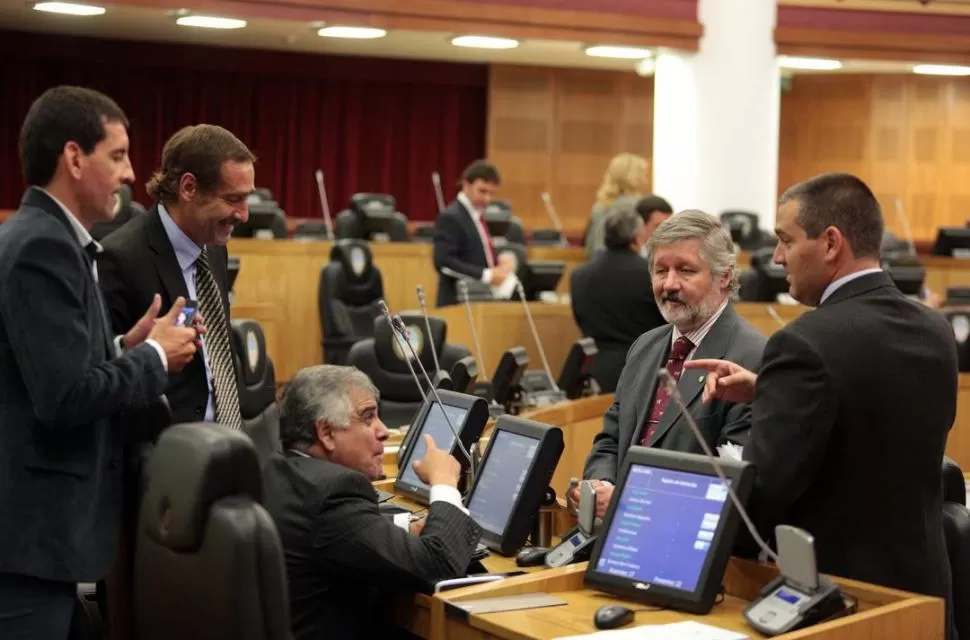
[195,248,242,430]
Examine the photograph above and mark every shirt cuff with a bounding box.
[430,484,469,515]
[480,268,492,285]
[144,339,169,373]
[113,335,125,358]
[393,512,410,531]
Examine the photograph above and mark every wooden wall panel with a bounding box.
[488,66,653,236]
[779,74,970,241]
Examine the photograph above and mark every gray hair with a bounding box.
[645,209,740,294]
[279,365,379,450]
[603,198,644,250]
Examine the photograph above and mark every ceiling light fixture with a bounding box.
[317,26,386,39]
[778,56,842,71]
[176,15,247,29]
[32,2,105,16]
[913,64,970,76]
[585,45,652,60]
[451,35,519,49]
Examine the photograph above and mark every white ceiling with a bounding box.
[0,1,941,75]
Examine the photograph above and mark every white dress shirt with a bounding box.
[457,191,495,284]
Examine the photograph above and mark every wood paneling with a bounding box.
[779,74,970,241]
[487,66,654,236]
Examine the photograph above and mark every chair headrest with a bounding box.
[140,422,262,552]
[373,313,446,374]
[941,309,970,345]
[943,456,966,505]
[231,319,268,386]
[113,184,132,216]
[350,193,396,217]
[329,240,374,282]
[485,200,512,218]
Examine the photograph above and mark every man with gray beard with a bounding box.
[573,210,766,518]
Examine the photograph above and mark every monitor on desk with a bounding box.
[394,391,489,504]
[464,415,564,556]
[585,447,755,614]
[934,227,970,257]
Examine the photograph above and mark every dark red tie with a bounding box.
[474,214,496,267]
[640,336,694,445]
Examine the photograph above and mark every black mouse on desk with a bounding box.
[515,546,549,567]
[594,605,635,630]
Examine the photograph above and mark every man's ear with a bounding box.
[822,226,845,261]
[178,172,198,203]
[63,141,84,180]
[316,419,336,453]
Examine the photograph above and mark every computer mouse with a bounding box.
[514,546,549,567]
[593,605,635,630]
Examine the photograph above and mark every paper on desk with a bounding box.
[717,443,743,462]
[555,620,747,640]
[491,273,520,300]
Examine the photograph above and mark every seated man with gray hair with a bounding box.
[262,365,482,640]
[572,210,767,518]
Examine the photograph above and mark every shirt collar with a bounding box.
[457,192,481,220]
[37,187,99,254]
[158,203,203,271]
[672,298,729,350]
[819,268,883,305]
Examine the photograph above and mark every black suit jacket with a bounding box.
[262,452,481,639]
[433,199,491,307]
[584,305,766,483]
[570,249,667,392]
[98,205,234,426]
[747,272,956,601]
[0,187,167,583]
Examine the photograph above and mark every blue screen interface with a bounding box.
[398,403,468,489]
[466,430,539,536]
[594,465,731,592]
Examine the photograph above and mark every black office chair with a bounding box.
[942,457,970,640]
[91,184,148,241]
[230,319,281,463]
[293,221,332,240]
[334,193,410,242]
[484,200,527,247]
[940,309,970,372]
[413,223,436,243]
[720,211,775,251]
[319,240,385,365]
[133,422,289,640]
[346,313,472,428]
[233,202,288,239]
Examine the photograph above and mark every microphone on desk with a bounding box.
[540,191,564,234]
[766,304,787,328]
[894,195,917,258]
[378,299,427,404]
[458,280,489,380]
[514,280,563,396]
[431,171,446,214]
[417,284,453,388]
[313,169,335,241]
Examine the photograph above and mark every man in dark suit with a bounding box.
[263,365,482,639]
[575,210,766,518]
[0,86,198,639]
[571,203,667,392]
[433,160,516,307]
[689,173,957,628]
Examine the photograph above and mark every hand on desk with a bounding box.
[685,359,757,404]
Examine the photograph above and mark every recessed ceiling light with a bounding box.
[317,26,386,39]
[33,2,105,16]
[176,15,247,29]
[585,45,652,60]
[451,35,519,50]
[913,64,970,76]
[778,56,842,71]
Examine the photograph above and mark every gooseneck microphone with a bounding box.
[313,169,335,241]
[894,196,917,257]
[658,368,778,563]
[416,285,441,375]
[514,280,562,395]
[459,280,489,381]
[540,191,563,234]
[431,171,446,214]
[378,300,427,403]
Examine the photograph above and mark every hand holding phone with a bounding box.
[176,300,198,328]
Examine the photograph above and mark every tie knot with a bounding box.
[670,336,694,361]
[84,241,99,260]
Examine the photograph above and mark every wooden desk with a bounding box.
[435,559,944,639]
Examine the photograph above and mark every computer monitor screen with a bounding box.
[463,415,564,556]
[394,391,488,504]
[585,447,755,614]
[522,261,565,300]
[933,227,970,257]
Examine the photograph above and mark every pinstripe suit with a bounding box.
[262,451,482,639]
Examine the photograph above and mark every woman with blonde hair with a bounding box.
[584,152,649,256]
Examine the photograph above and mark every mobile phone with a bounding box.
[176,300,198,328]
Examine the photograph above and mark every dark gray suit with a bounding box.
[262,452,482,639]
[0,188,168,633]
[584,304,766,483]
[433,199,490,307]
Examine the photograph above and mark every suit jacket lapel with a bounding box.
[648,305,740,446]
[631,326,673,447]
[146,206,190,302]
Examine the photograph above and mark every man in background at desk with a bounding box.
[575,210,766,518]
[688,173,956,632]
[263,365,482,640]
[433,159,515,306]
[571,204,667,392]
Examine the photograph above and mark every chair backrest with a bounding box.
[233,202,288,239]
[91,184,147,241]
[944,456,966,505]
[230,319,280,462]
[942,457,970,640]
[940,309,970,372]
[319,240,385,364]
[413,224,436,243]
[293,221,332,240]
[720,210,770,250]
[134,423,289,640]
[334,193,410,242]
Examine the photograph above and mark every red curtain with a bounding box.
[0,30,487,223]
